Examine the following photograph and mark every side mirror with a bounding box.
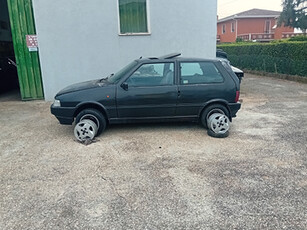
[121,82,128,91]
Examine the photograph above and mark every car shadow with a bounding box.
[108,121,203,132]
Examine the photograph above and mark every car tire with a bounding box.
[207,128,229,138]
[201,104,229,129]
[75,109,106,136]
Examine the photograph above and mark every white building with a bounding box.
[33,0,217,100]
[2,0,217,100]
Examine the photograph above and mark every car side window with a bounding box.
[180,62,224,85]
[126,63,174,87]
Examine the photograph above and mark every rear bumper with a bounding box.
[50,104,75,125]
[228,102,241,118]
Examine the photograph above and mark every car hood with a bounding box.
[56,79,103,96]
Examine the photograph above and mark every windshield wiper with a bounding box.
[100,73,114,82]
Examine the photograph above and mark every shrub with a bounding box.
[289,35,307,42]
[235,37,243,43]
[217,42,307,76]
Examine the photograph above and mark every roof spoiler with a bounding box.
[159,53,181,59]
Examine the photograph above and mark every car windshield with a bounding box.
[107,61,138,84]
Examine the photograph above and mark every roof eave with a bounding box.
[218,15,280,23]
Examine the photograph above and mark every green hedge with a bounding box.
[289,35,307,42]
[217,42,307,76]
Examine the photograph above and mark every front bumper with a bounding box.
[228,102,241,118]
[50,104,75,125]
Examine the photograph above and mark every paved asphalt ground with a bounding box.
[0,74,306,229]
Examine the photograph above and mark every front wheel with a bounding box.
[75,109,106,136]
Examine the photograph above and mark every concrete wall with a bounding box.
[0,0,12,42]
[32,0,217,100]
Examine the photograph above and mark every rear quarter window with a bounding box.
[180,62,224,85]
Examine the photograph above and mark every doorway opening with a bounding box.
[0,0,20,100]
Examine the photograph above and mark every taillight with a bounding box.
[235,91,240,102]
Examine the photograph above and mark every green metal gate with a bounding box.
[7,0,44,100]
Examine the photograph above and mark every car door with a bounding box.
[116,62,178,118]
[176,61,226,116]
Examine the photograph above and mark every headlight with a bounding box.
[53,99,61,107]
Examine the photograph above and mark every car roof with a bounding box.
[135,53,220,63]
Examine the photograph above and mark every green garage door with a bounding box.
[7,0,44,100]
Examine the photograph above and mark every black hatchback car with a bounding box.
[51,53,241,140]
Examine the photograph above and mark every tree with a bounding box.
[278,0,307,33]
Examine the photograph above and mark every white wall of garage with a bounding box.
[32,0,217,100]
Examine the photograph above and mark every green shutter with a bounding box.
[7,0,44,100]
[119,0,148,34]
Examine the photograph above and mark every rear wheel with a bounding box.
[207,113,230,138]
[75,109,106,136]
[201,104,229,129]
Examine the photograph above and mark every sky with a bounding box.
[218,0,284,19]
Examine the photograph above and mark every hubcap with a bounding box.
[74,119,98,141]
[208,113,229,134]
[206,108,225,127]
[80,114,100,130]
